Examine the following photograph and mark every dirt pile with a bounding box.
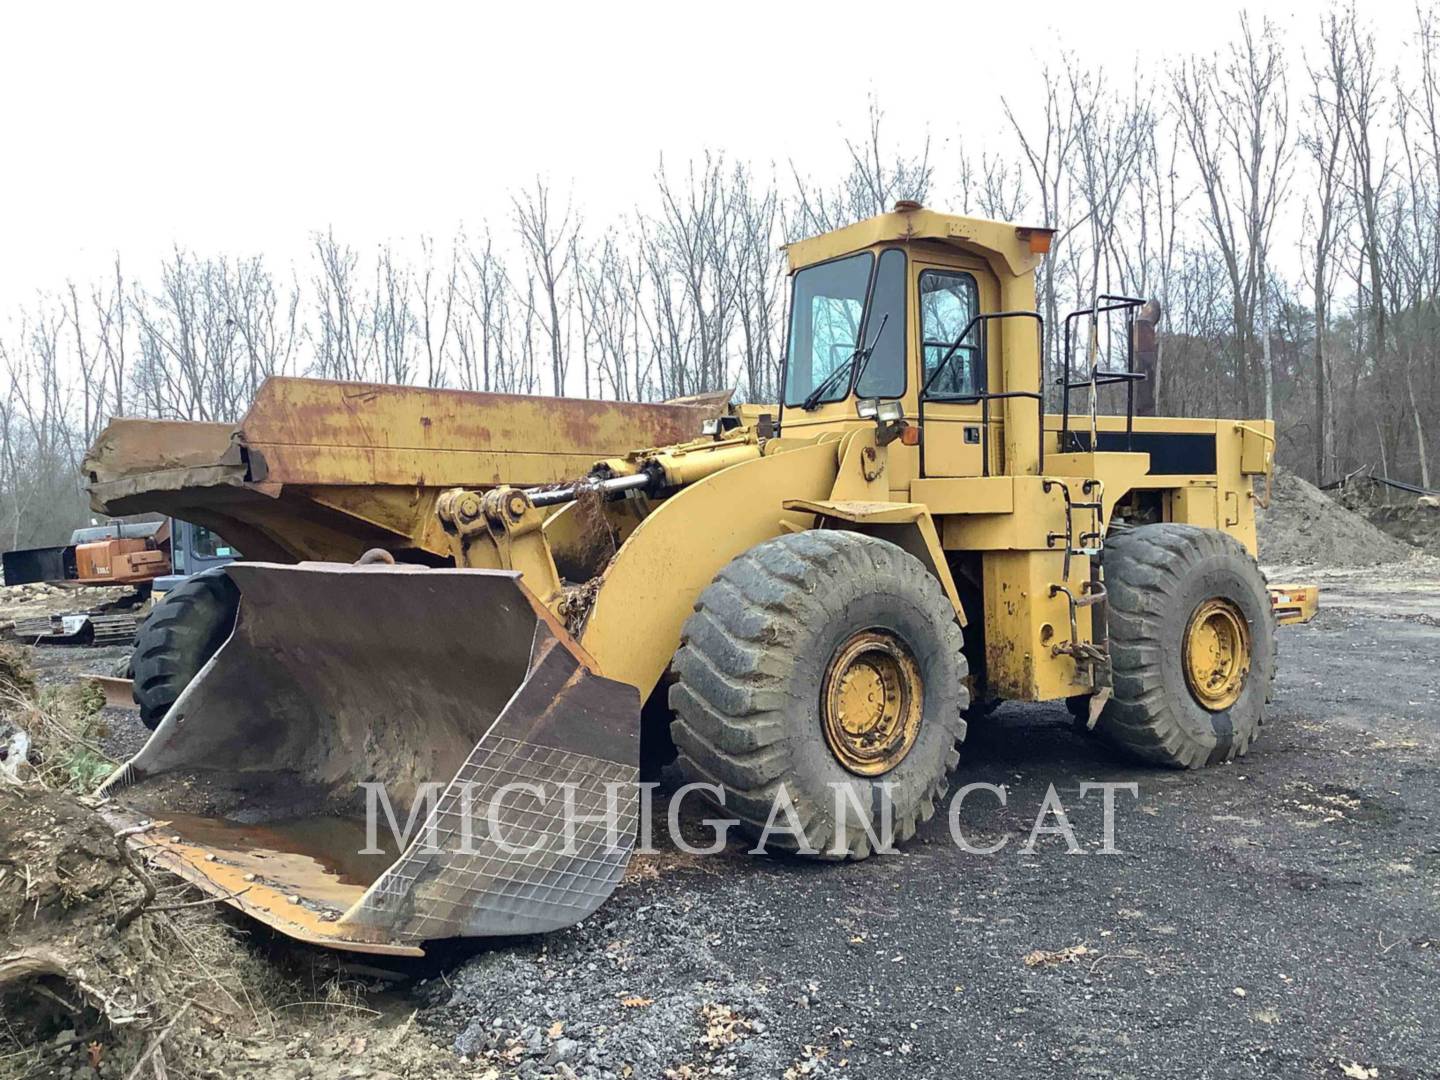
[1257,469,1417,567]
[1361,504,1440,556]
[0,783,250,1079]
[0,646,462,1080]
[0,781,467,1080]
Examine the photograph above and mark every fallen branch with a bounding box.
[0,1024,104,1067]
[1088,951,1147,975]
[0,947,69,988]
[146,886,251,915]
[114,824,156,932]
[123,1002,189,1080]
[275,1000,381,1016]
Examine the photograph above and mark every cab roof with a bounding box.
[783,203,1054,279]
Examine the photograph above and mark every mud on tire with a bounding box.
[1098,523,1276,768]
[131,568,240,730]
[668,531,968,858]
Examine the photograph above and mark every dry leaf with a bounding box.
[620,995,653,1008]
[1341,1064,1377,1079]
[547,1020,565,1039]
[1023,944,1090,967]
[699,1002,752,1050]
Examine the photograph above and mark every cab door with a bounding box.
[914,258,1002,478]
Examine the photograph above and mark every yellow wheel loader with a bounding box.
[99,203,1308,955]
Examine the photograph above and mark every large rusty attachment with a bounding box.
[97,562,640,955]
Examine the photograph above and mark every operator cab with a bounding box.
[782,246,985,414]
[778,203,1051,479]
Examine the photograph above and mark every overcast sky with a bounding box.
[0,0,1426,300]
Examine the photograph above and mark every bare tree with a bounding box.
[512,178,577,395]
[370,244,415,385]
[456,228,510,393]
[731,163,784,401]
[1173,15,1292,419]
[310,229,367,381]
[219,255,300,396]
[1131,111,1189,411]
[789,97,933,236]
[418,236,457,388]
[652,153,744,394]
[1067,63,1152,420]
[1002,61,1087,386]
[957,141,1031,222]
[1301,19,1352,484]
[92,257,128,420]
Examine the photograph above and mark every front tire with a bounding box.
[131,569,240,730]
[668,531,968,857]
[1098,524,1275,768]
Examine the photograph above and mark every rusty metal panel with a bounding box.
[84,418,237,487]
[84,377,728,562]
[239,378,722,487]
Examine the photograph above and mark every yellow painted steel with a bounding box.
[1183,598,1252,710]
[1268,582,1320,625]
[101,205,1319,955]
[782,206,1051,278]
[431,205,1303,706]
[780,497,965,621]
[821,630,924,776]
[980,549,1094,700]
[575,442,838,695]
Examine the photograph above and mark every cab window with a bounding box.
[191,525,237,559]
[920,270,982,398]
[783,252,873,407]
[854,248,906,399]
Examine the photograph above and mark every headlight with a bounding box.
[701,418,721,436]
[855,398,879,419]
[875,400,905,424]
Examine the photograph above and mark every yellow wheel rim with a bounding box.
[1183,598,1252,711]
[821,630,923,776]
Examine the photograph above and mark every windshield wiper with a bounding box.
[799,313,889,411]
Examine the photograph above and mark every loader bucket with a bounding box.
[97,562,641,955]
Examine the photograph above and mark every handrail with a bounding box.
[918,310,1045,478]
[1060,295,1146,453]
[1233,421,1276,510]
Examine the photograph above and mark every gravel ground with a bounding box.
[17,568,1437,1079]
[417,566,1440,1080]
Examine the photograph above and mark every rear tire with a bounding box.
[669,531,968,857]
[131,568,240,730]
[1098,524,1275,768]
